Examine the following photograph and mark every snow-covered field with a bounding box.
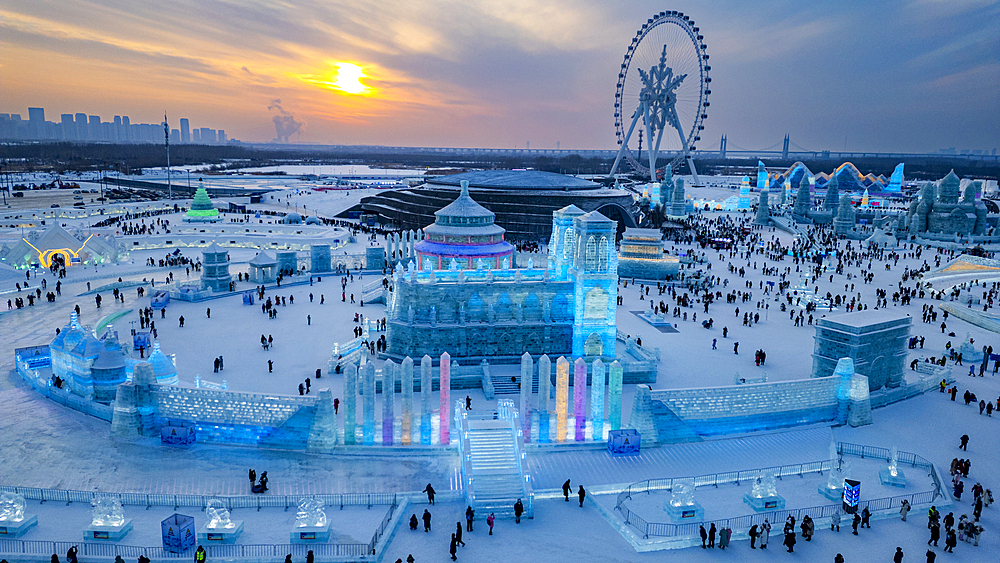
[1,205,999,562]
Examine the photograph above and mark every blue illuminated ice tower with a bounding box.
[569,211,618,357]
[549,205,585,281]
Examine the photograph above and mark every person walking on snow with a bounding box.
[449,534,457,560]
[901,499,911,521]
[749,524,759,548]
[423,483,436,505]
[455,522,464,547]
[562,479,571,501]
[578,486,586,507]
[465,506,474,532]
[760,519,771,548]
[422,509,431,532]
[831,509,841,531]
[487,513,495,535]
[700,525,707,549]
[894,546,904,563]
[708,523,716,548]
[514,499,523,523]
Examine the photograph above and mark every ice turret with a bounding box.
[824,173,840,211]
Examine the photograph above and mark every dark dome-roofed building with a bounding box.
[360,170,636,241]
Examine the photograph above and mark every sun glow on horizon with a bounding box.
[332,62,371,95]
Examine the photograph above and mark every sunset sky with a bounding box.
[2,0,998,152]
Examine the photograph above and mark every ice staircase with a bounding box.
[491,373,540,395]
[457,399,533,519]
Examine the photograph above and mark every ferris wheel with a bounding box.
[609,11,711,183]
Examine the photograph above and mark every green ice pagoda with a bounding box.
[184,184,221,222]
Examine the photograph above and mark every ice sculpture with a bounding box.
[440,353,450,444]
[383,360,396,446]
[520,353,533,443]
[749,471,778,499]
[91,496,126,527]
[669,478,696,507]
[0,492,26,522]
[756,161,768,193]
[591,359,605,441]
[363,361,375,445]
[607,361,623,431]
[573,358,587,441]
[420,355,432,445]
[555,357,569,442]
[537,355,551,443]
[205,499,236,529]
[880,445,907,487]
[743,470,785,511]
[401,356,414,445]
[344,363,357,445]
[295,498,328,528]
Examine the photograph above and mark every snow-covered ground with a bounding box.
[1,206,999,562]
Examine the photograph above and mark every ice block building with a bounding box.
[200,243,232,292]
[617,228,679,280]
[50,312,103,399]
[386,182,618,361]
[1,224,118,268]
[904,171,987,236]
[811,310,910,391]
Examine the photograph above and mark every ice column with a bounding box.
[574,358,587,441]
[555,357,569,442]
[537,354,551,442]
[439,352,451,445]
[344,363,358,445]
[420,355,432,445]
[608,360,623,431]
[520,353,533,443]
[401,356,413,445]
[591,359,605,441]
[383,359,396,446]
[362,361,375,445]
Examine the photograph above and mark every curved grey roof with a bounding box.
[427,170,599,191]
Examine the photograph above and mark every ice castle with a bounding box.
[386,181,618,361]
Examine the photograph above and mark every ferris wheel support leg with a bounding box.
[686,156,701,186]
[609,109,643,178]
[651,125,667,182]
[644,102,657,183]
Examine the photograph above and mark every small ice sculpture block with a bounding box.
[84,519,134,541]
[291,523,332,543]
[878,467,907,487]
[197,520,244,544]
[607,429,640,456]
[0,514,38,537]
[819,483,844,502]
[743,493,786,512]
[664,502,704,523]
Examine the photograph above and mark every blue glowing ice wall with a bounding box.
[574,358,587,441]
[648,183,661,210]
[383,359,396,445]
[420,355,432,445]
[343,363,357,445]
[887,163,904,193]
[591,359,605,441]
[756,161,768,193]
[362,360,375,445]
[537,354,551,443]
[401,356,413,445]
[608,360,623,431]
[520,353,533,443]
[738,176,752,209]
[570,212,618,357]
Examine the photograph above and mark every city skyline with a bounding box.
[0,106,228,144]
[1,0,998,152]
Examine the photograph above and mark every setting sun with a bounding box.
[332,62,370,95]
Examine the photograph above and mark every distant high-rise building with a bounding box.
[75,113,88,140]
[200,127,215,144]
[217,130,226,144]
[88,115,101,141]
[180,118,190,143]
[27,108,45,139]
[192,129,201,143]
[60,114,75,140]
[170,129,180,143]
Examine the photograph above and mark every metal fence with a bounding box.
[0,501,398,561]
[614,442,942,539]
[0,486,396,511]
